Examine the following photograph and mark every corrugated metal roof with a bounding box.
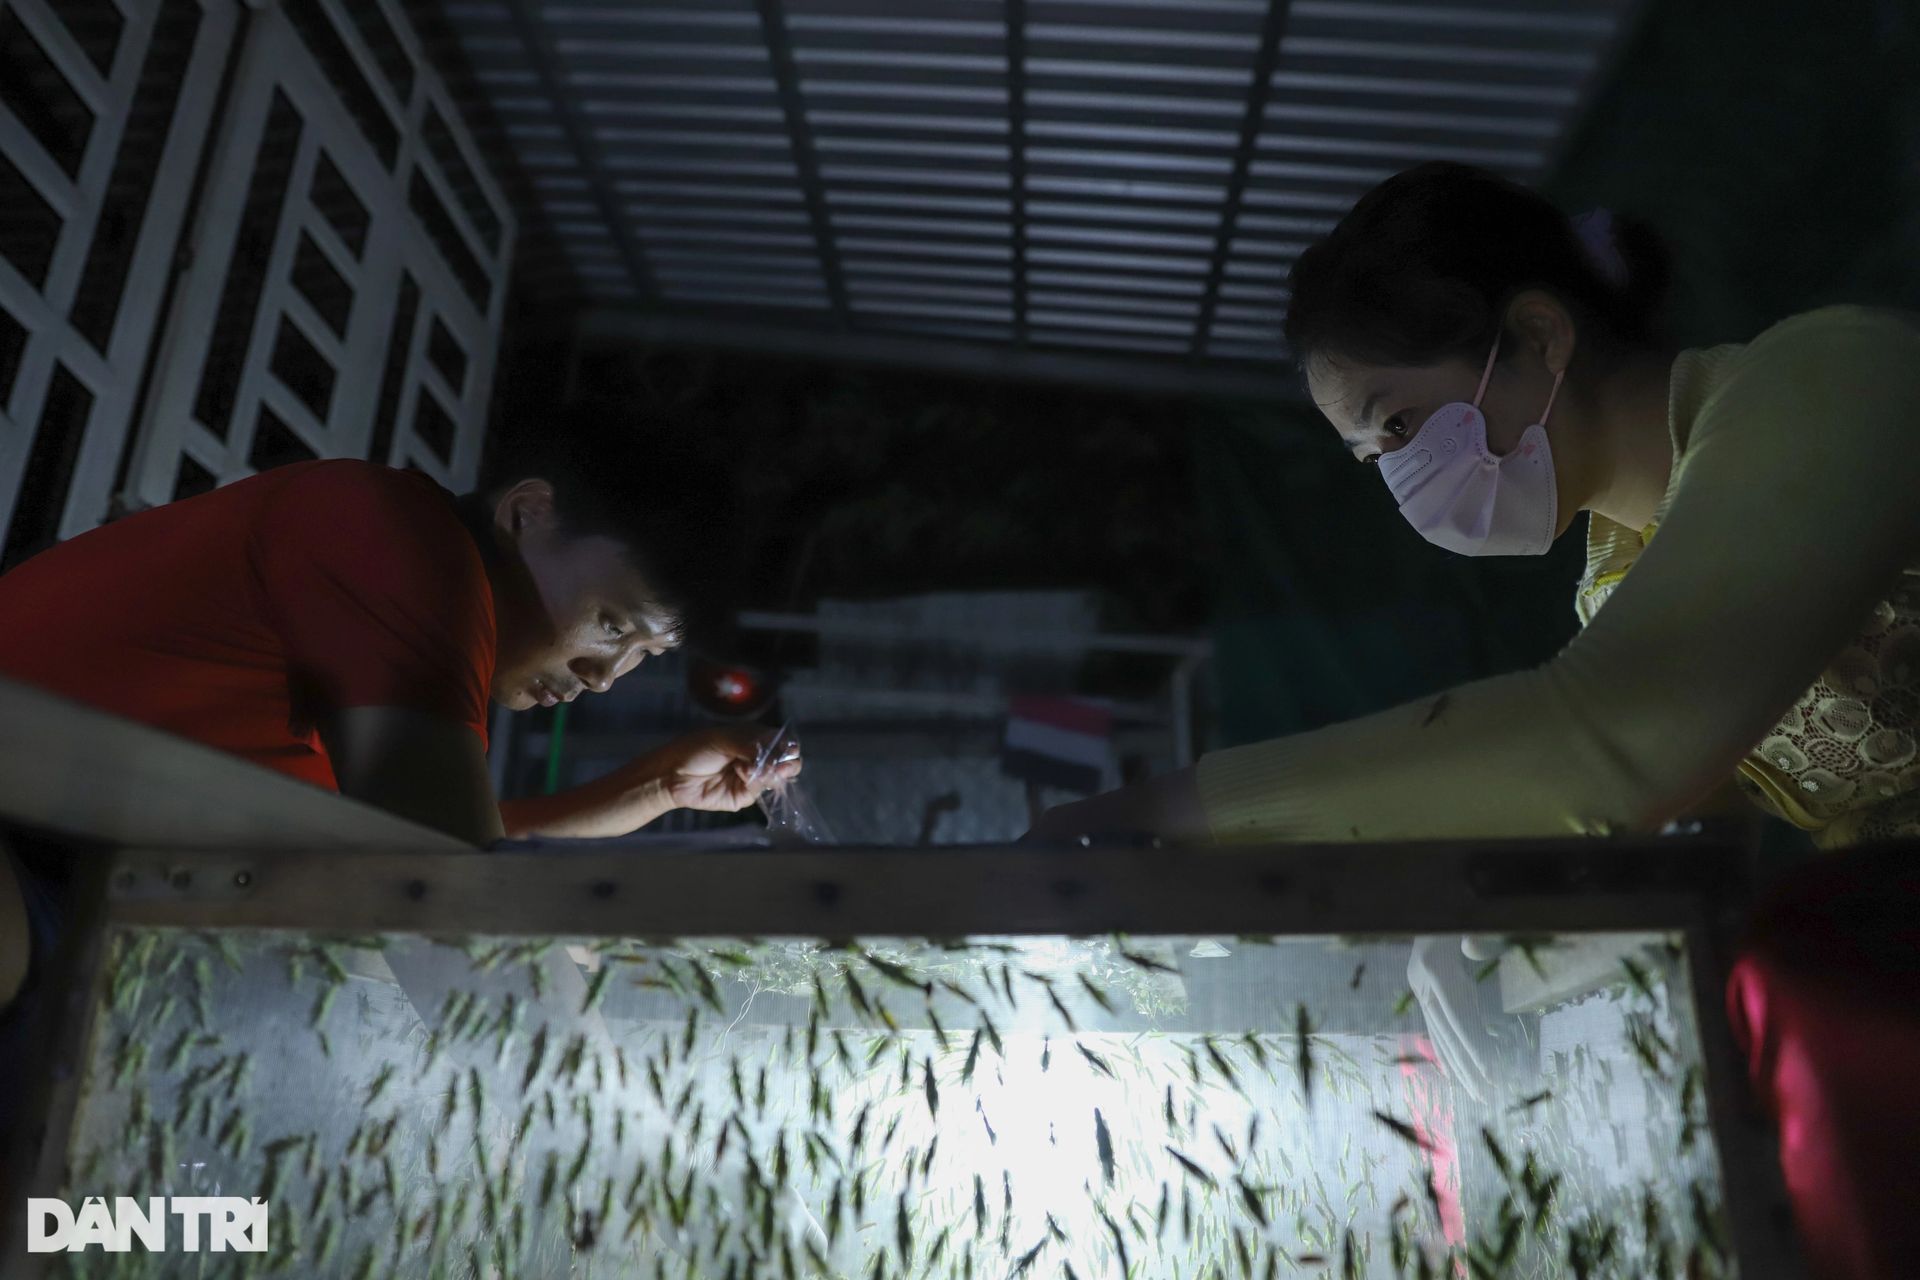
[445,0,1637,389]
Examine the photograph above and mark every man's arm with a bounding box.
[0,853,27,1007]
[497,727,799,840]
[323,711,800,845]
[322,707,504,846]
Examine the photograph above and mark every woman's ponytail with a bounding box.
[1606,210,1674,344]
[1283,162,1673,369]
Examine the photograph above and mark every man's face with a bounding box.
[488,481,680,711]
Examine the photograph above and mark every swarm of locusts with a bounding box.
[58,930,1734,1280]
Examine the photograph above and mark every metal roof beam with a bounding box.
[756,0,851,328]
[1194,0,1297,357]
[500,0,658,300]
[577,308,1306,404]
[1008,0,1029,343]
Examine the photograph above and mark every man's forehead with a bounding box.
[611,586,678,633]
[626,590,687,643]
[590,552,678,639]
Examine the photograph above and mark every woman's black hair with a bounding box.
[1283,162,1673,370]
[480,403,740,641]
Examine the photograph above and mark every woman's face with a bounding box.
[1297,347,1536,468]
[1304,296,1577,470]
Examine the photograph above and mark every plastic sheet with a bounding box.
[750,722,838,845]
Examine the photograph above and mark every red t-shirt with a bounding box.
[0,460,495,791]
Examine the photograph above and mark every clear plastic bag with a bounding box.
[750,724,838,845]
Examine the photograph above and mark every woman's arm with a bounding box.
[1027,765,1209,843]
[1094,308,1920,845]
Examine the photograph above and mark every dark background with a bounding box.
[489,0,1920,751]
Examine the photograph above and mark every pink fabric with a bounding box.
[1398,1034,1466,1251]
[1726,955,1920,1279]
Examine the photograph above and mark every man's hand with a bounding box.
[499,726,801,840]
[655,728,802,812]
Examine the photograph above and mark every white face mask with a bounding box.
[1376,337,1563,557]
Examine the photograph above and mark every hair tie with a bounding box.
[1571,208,1628,288]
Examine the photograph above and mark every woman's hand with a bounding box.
[1025,766,1212,845]
[1027,788,1147,842]
[656,727,802,812]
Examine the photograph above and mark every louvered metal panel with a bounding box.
[446,0,1637,390]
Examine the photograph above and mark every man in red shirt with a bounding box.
[0,412,798,1005]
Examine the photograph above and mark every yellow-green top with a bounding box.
[1199,305,1920,846]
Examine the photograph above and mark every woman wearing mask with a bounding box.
[1033,161,1920,1279]
[1036,160,1920,852]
